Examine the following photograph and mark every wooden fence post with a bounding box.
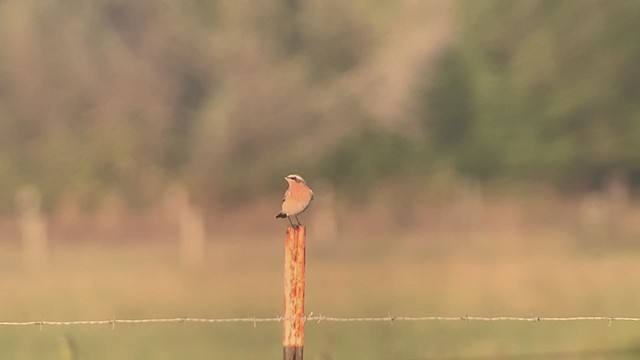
[15,185,49,271]
[164,184,205,268]
[283,225,306,360]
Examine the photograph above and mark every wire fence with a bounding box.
[3,314,640,329]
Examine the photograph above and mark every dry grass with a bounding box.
[0,214,640,359]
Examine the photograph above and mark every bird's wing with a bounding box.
[282,189,290,203]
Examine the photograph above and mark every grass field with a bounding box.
[1,215,640,359]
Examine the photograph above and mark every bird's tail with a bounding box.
[275,212,287,219]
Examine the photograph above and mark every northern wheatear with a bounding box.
[276,174,314,227]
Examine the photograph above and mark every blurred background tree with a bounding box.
[0,0,638,212]
[422,0,640,190]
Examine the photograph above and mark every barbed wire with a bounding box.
[2,314,640,329]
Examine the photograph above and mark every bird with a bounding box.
[276,174,314,227]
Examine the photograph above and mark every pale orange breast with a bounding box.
[282,182,313,215]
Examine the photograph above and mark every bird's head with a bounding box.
[285,174,306,185]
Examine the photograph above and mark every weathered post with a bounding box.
[164,184,205,268]
[283,225,305,360]
[15,185,49,271]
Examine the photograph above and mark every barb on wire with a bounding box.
[0,315,640,328]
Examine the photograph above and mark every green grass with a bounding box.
[1,235,640,359]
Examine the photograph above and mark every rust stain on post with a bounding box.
[283,225,305,360]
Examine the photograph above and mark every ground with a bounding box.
[1,225,639,359]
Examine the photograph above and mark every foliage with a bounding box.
[321,127,417,198]
[1,0,639,211]
[0,0,379,210]
[423,0,640,188]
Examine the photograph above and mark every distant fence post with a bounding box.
[164,184,205,268]
[310,180,338,243]
[15,185,49,271]
[283,225,306,360]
